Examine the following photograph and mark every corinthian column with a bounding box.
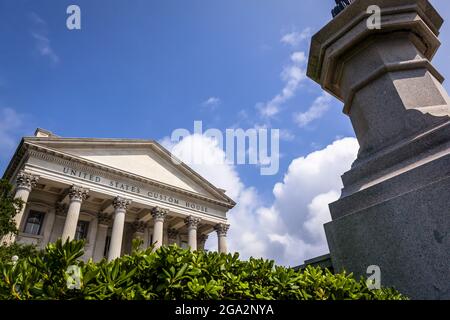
[151,207,168,250]
[198,234,209,251]
[6,171,40,243]
[215,223,229,254]
[108,197,131,261]
[93,213,111,261]
[185,216,201,251]
[132,220,147,250]
[13,171,39,228]
[167,228,179,245]
[61,185,89,242]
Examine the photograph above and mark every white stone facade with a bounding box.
[3,128,235,261]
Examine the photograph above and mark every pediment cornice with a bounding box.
[7,140,235,209]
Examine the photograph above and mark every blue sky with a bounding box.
[1,0,450,265]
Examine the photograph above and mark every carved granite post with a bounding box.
[307,0,450,299]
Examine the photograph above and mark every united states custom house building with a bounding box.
[2,128,235,261]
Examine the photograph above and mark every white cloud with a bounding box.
[257,51,307,118]
[0,108,26,153]
[202,97,221,109]
[29,12,46,26]
[160,134,242,200]
[29,13,59,65]
[31,33,59,64]
[281,28,312,47]
[279,129,295,141]
[262,137,359,264]
[294,91,332,127]
[161,133,359,266]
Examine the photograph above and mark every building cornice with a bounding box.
[24,137,235,205]
[21,142,235,209]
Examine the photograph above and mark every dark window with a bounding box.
[24,211,45,235]
[75,220,89,240]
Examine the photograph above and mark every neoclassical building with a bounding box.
[2,128,235,261]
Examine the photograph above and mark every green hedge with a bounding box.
[0,240,406,300]
[0,243,38,263]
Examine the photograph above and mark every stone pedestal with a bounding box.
[307,0,450,299]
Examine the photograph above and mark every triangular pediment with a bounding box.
[23,137,233,205]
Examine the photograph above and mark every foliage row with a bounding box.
[0,240,406,300]
[0,179,23,239]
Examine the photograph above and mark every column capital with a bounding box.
[185,215,201,229]
[97,212,112,226]
[132,220,147,233]
[215,223,230,236]
[151,206,168,222]
[55,203,67,217]
[113,196,132,211]
[167,228,179,240]
[69,185,89,202]
[16,171,39,191]
[199,234,209,243]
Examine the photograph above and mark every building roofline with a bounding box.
[4,134,236,208]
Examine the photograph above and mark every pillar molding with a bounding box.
[15,171,40,192]
[68,185,89,203]
[185,216,201,251]
[132,220,147,234]
[108,197,131,261]
[151,207,168,250]
[61,185,89,242]
[215,223,229,254]
[97,212,112,227]
[55,203,67,217]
